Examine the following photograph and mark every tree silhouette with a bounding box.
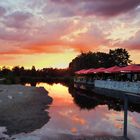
[69,48,131,73]
[109,48,132,66]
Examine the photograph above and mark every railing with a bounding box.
[95,80,140,94]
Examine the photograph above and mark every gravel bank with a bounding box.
[0,84,52,138]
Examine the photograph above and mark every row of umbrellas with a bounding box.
[75,65,140,75]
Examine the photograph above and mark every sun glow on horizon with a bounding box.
[0,51,78,69]
[0,49,140,69]
[0,0,140,68]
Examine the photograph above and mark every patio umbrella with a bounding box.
[89,68,106,74]
[85,68,95,74]
[104,66,120,73]
[75,69,87,75]
[119,65,140,73]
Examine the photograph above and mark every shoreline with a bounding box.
[0,84,53,138]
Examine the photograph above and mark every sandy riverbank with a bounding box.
[0,84,52,139]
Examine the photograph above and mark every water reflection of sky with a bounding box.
[14,83,140,140]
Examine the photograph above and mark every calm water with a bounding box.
[14,83,140,140]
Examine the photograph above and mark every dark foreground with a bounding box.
[37,135,126,140]
[0,83,139,140]
[0,85,52,139]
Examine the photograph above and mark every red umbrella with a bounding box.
[75,69,85,74]
[89,68,106,74]
[104,66,120,73]
[75,69,87,75]
[119,65,140,73]
[84,68,95,74]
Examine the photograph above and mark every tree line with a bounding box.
[0,48,132,83]
[0,66,70,84]
[69,48,132,74]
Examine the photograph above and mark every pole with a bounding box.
[123,94,128,139]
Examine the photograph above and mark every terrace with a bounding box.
[74,65,140,94]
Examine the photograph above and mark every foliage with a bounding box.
[109,48,132,66]
[0,48,132,82]
[69,48,132,73]
[0,66,70,84]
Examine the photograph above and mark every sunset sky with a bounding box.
[0,0,140,69]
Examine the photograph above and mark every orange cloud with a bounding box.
[0,0,140,68]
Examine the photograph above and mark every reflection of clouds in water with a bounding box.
[13,83,140,140]
[71,128,77,134]
[127,112,140,140]
[59,110,87,125]
[59,110,73,117]
[14,105,124,139]
[129,112,140,129]
[71,115,87,125]
[105,111,124,129]
[51,97,73,107]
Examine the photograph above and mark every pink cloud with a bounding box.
[0,0,139,57]
[115,30,140,51]
[0,20,109,55]
[3,11,33,29]
[50,0,140,17]
[0,6,6,16]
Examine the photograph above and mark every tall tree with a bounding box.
[69,51,110,73]
[69,48,132,73]
[109,48,131,66]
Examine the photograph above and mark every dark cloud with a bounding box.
[0,11,34,41]
[0,0,139,57]
[80,0,140,17]
[50,0,140,17]
[50,0,76,4]
[0,6,6,16]
[0,28,30,41]
[3,11,33,29]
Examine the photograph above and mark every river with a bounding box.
[11,82,140,140]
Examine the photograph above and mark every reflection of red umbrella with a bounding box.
[104,66,120,73]
[119,65,140,73]
[90,68,106,74]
